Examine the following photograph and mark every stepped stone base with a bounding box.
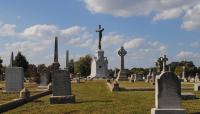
[37,86,48,91]
[116,70,128,81]
[151,108,187,114]
[50,95,75,104]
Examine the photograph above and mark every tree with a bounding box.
[74,55,92,77]
[37,64,47,73]
[175,66,183,76]
[26,64,40,83]
[13,52,29,73]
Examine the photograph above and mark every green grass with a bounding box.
[4,81,200,114]
[118,81,194,88]
[119,81,154,88]
[0,82,41,104]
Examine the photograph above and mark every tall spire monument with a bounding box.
[52,37,60,70]
[89,25,108,79]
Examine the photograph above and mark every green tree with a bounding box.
[74,55,92,77]
[175,66,183,76]
[13,52,29,73]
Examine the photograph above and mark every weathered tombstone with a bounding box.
[49,37,75,104]
[116,46,128,81]
[5,67,24,92]
[134,74,144,82]
[129,74,134,82]
[195,73,200,82]
[4,52,24,93]
[151,72,186,114]
[38,69,51,91]
[39,69,50,86]
[50,70,75,104]
[89,25,108,79]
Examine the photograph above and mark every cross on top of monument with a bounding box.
[161,55,168,64]
[161,55,168,72]
[96,25,104,50]
[118,46,127,57]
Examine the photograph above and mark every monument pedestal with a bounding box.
[151,108,186,114]
[89,50,108,79]
[50,95,75,104]
[194,83,200,91]
[116,70,128,81]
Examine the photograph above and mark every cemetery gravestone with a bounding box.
[134,74,144,82]
[38,69,51,91]
[5,67,24,92]
[116,46,128,81]
[50,37,75,104]
[50,70,75,104]
[151,72,186,114]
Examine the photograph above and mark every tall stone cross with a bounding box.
[118,46,127,70]
[161,55,168,72]
[96,25,104,50]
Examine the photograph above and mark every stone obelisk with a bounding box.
[50,37,75,104]
[52,37,60,70]
[10,52,14,67]
[65,50,69,71]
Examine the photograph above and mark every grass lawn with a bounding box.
[119,81,154,88]
[0,82,41,104]
[4,80,200,114]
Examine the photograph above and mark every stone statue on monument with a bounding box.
[96,25,104,50]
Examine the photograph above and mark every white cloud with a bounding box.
[22,24,59,38]
[123,38,144,49]
[102,32,124,48]
[84,0,200,30]
[176,51,200,65]
[0,24,17,36]
[84,0,198,17]
[153,8,184,21]
[182,3,200,30]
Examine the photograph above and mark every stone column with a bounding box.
[10,52,14,67]
[66,50,69,71]
[118,46,127,70]
[52,37,60,70]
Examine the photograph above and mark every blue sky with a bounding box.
[0,0,200,69]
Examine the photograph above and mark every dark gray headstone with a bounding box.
[52,70,71,96]
[151,72,186,114]
[50,70,75,104]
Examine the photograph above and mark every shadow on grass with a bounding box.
[63,110,80,114]
[76,100,113,104]
[190,112,200,114]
